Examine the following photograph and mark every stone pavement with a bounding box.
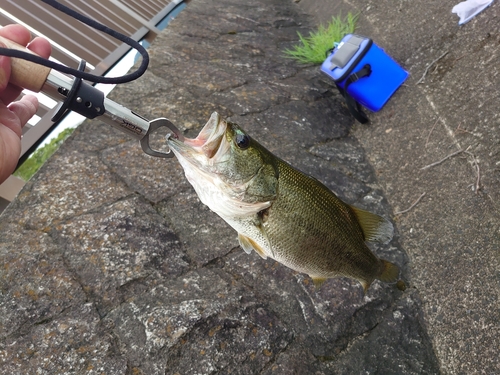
[0,0,498,374]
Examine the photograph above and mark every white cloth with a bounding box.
[452,0,494,25]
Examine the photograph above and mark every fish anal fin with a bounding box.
[350,206,394,244]
[377,259,399,282]
[238,233,268,259]
[360,279,371,294]
[311,276,327,289]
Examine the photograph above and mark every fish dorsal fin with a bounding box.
[350,206,394,244]
[238,233,268,259]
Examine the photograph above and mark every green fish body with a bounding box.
[167,113,398,291]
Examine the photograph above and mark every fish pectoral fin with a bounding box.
[238,233,268,259]
[311,276,327,289]
[238,233,254,254]
[350,206,394,244]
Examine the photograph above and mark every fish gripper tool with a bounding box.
[0,35,184,158]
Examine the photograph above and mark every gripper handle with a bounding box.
[0,35,51,93]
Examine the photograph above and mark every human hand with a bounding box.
[0,24,51,184]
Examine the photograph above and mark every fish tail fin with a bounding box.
[360,260,399,293]
[377,259,399,283]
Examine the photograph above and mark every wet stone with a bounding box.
[164,304,292,375]
[101,268,292,374]
[67,116,130,154]
[155,189,237,267]
[0,303,127,374]
[309,136,376,184]
[101,141,191,204]
[5,148,131,228]
[54,196,189,316]
[327,291,441,375]
[149,59,248,98]
[0,225,86,340]
[211,82,289,115]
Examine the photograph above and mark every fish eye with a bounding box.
[235,133,250,149]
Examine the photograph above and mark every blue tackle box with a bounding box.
[321,34,408,123]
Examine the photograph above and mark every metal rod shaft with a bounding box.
[42,70,150,140]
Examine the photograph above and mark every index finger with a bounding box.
[0,24,32,47]
[0,25,52,103]
[0,25,51,60]
[0,42,11,92]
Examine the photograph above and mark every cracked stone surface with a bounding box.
[0,0,441,373]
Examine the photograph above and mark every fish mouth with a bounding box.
[168,112,227,160]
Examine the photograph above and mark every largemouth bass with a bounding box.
[167,112,399,291]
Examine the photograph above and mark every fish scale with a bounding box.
[265,159,381,284]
